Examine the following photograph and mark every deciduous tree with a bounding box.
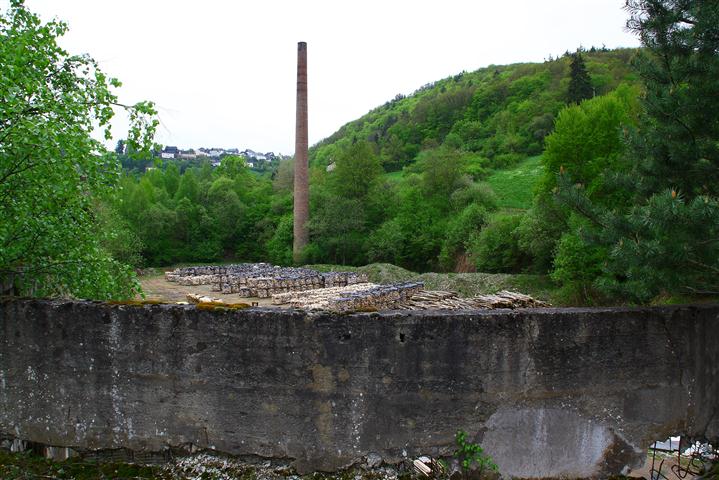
[0,1,157,298]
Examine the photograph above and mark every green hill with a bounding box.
[310,48,639,172]
[113,48,646,284]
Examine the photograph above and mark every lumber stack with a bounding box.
[397,289,550,310]
[272,282,424,312]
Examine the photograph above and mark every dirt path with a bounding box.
[138,273,280,307]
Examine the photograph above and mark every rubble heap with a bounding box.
[272,282,424,312]
[164,263,368,298]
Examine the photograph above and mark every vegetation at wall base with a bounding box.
[0,449,164,480]
[453,430,498,478]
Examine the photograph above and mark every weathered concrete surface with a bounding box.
[1,300,718,478]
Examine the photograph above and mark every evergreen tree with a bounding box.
[567,52,593,104]
[557,0,719,301]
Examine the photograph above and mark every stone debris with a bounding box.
[186,293,224,304]
[272,282,424,312]
[165,263,368,298]
[366,452,383,469]
[397,289,550,310]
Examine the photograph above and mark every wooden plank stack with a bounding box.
[272,282,424,312]
[397,289,550,310]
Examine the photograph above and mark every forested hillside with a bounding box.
[109,50,633,271]
[5,0,716,306]
[112,48,643,288]
[310,48,638,172]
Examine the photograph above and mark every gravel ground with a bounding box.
[138,271,280,307]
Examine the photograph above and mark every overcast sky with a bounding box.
[17,0,640,154]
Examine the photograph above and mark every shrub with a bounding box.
[471,214,529,273]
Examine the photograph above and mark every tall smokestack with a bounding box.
[293,41,309,263]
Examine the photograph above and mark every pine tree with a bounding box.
[566,52,593,104]
[556,0,719,302]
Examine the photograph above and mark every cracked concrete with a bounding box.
[0,299,718,478]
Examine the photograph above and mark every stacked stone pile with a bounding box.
[173,274,220,286]
[217,268,325,297]
[164,264,272,284]
[165,263,368,298]
[272,282,424,312]
[217,269,368,297]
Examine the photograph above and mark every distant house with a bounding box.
[208,149,223,158]
[326,162,336,172]
[242,149,267,161]
[178,149,196,159]
[161,146,179,159]
[246,162,255,168]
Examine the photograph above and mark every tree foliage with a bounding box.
[567,52,594,104]
[0,1,157,299]
[106,49,643,278]
[310,49,639,171]
[553,0,719,302]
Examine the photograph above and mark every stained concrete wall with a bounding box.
[1,299,718,478]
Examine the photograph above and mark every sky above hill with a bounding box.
[18,0,641,154]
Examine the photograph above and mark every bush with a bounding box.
[471,214,529,273]
[438,204,490,271]
[551,229,607,303]
[266,215,293,266]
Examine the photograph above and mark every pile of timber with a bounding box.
[164,263,368,298]
[397,290,477,310]
[397,289,550,310]
[470,290,550,309]
[272,282,424,312]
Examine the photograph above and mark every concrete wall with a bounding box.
[1,299,718,478]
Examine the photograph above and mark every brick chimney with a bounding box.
[293,41,309,263]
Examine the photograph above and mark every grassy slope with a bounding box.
[483,155,543,211]
[307,263,559,305]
